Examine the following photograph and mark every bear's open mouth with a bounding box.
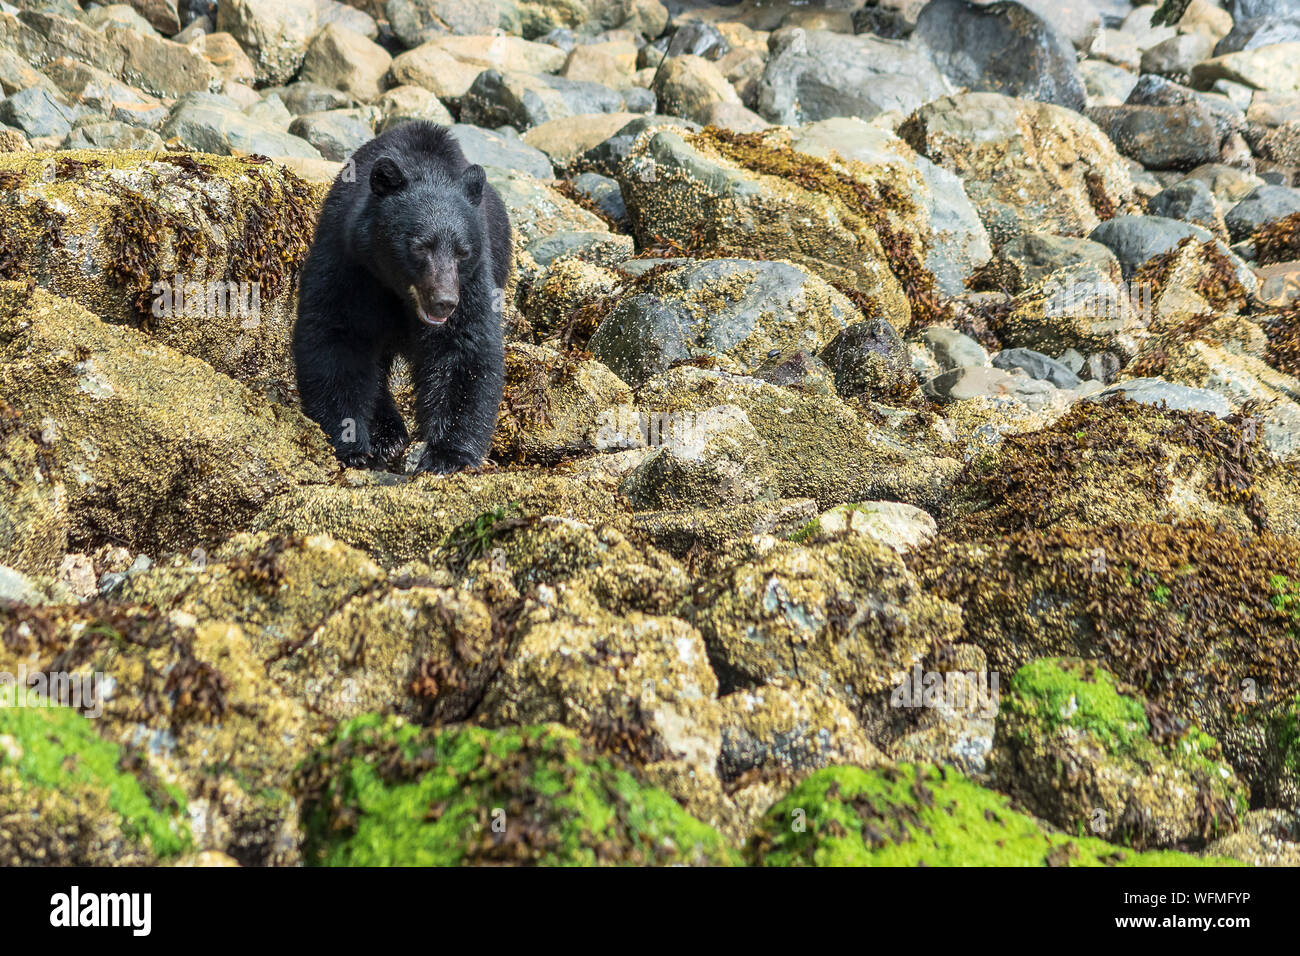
[411,287,453,326]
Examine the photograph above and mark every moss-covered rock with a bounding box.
[0,150,323,401]
[745,763,1240,866]
[479,602,722,779]
[992,658,1246,849]
[0,704,189,865]
[587,257,858,386]
[913,521,1300,759]
[0,396,66,575]
[118,532,502,725]
[0,604,322,865]
[691,536,962,704]
[492,342,632,465]
[899,92,1140,245]
[297,717,740,866]
[251,469,625,568]
[942,397,1300,539]
[0,283,336,555]
[634,365,960,511]
[616,125,942,329]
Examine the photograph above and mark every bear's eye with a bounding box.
[454,243,470,260]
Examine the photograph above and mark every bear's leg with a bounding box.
[368,377,410,467]
[294,329,386,467]
[410,346,503,474]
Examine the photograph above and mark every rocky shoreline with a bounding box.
[2,0,1300,866]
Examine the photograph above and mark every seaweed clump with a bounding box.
[912,520,1300,730]
[687,126,947,327]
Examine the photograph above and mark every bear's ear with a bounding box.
[370,157,407,197]
[463,164,485,206]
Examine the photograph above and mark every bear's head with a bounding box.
[365,156,487,326]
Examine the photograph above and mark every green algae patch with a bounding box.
[1006,658,1149,752]
[745,764,1239,867]
[297,716,740,866]
[993,659,1247,849]
[0,705,190,863]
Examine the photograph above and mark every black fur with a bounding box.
[293,122,511,473]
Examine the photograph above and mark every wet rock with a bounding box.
[1086,103,1222,170]
[617,125,944,328]
[618,403,776,509]
[1148,178,1227,236]
[298,718,737,866]
[164,96,322,157]
[373,85,453,131]
[493,343,631,465]
[0,149,323,398]
[817,317,920,405]
[691,535,960,701]
[921,326,988,370]
[993,347,1084,387]
[1225,184,1300,241]
[746,763,1228,866]
[914,0,1085,111]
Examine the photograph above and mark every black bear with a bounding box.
[293,122,511,473]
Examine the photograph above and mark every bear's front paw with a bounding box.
[416,445,479,475]
[369,416,410,467]
[338,450,375,469]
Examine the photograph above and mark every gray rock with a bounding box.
[1088,214,1214,275]
[1095,377,1232,416]
[914,0,1086,111]
[523,230,633,267]
[787,117,992,297]
[448,123,553,178]
[1125,74,1245,142]
[756,28,950,125]
[460,69,627,130]
[1080,59,1140,105]
[264,81,358,115]
[62,119,164,149]
[570,170,627,223]
[1086,103,1222,170]
[925,365,1058,407]
[994,233,1122,292]
[287,109,374,161]
[1225,184,1300,241]
[1140,32,1215,78]
[817,317,916,402]
[577,114,698,175]
[1215,16,1300,55]
[1148,178,1225,235]
[922,326,989,370]
[0,86,81,138]
[162,99,324,158]
[0,564,43,605]
[992,347,1083,387]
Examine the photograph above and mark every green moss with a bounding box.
[1006,658,1149,752]
[746,764,1240,867]
[297,716,740,866]
[0,705,189,858]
